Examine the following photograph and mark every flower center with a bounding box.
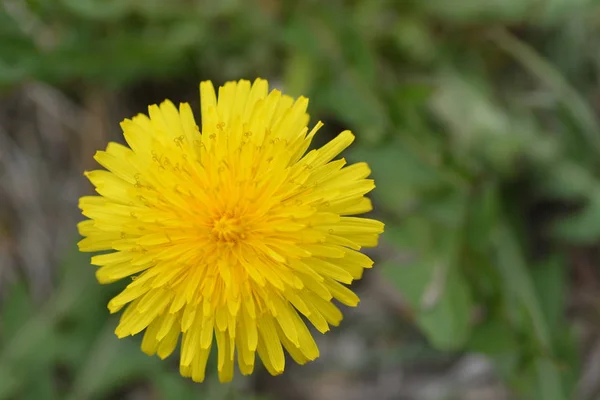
[211,214,245,243]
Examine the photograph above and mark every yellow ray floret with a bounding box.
[78,78,384,383]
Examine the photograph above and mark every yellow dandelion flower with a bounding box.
[78,78,384,383]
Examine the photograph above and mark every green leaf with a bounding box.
[531,255,566,332]
[489,28,600,157]
[493,224,567,400]
[393,17,437,63]
[283,16,327,62]
[322,75,388,144]
[421,0,539,23]
[468,317,516,356]
[80,337,161,399]
[553,195,600,243]
[383,221,473,351]
[333,13,377,86]
[383,217,434,254]
[64,321,134,400]
[417,268,473,350]
[465,183,500,251]
[420,187,469,227]
[494,226,552,347]
[350,142,443,216]
[20,365,56,400]
[533,358,565,400]
[0,281,34,339]
[59,0,131,20]
[467,317,520,381]
[380,254,431,308]
[283,51,315,97]
[154,372,203,399]
[0,364,21,400]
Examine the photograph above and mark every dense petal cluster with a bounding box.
[78,78,384,382]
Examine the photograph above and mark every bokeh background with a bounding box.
[2,0,600,399]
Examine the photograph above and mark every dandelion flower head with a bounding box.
[78,78,384,383]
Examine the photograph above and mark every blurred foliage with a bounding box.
[3,0,600,398]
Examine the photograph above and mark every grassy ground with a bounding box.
[2,1,600,399]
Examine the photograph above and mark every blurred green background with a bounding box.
[2,0,600,399]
